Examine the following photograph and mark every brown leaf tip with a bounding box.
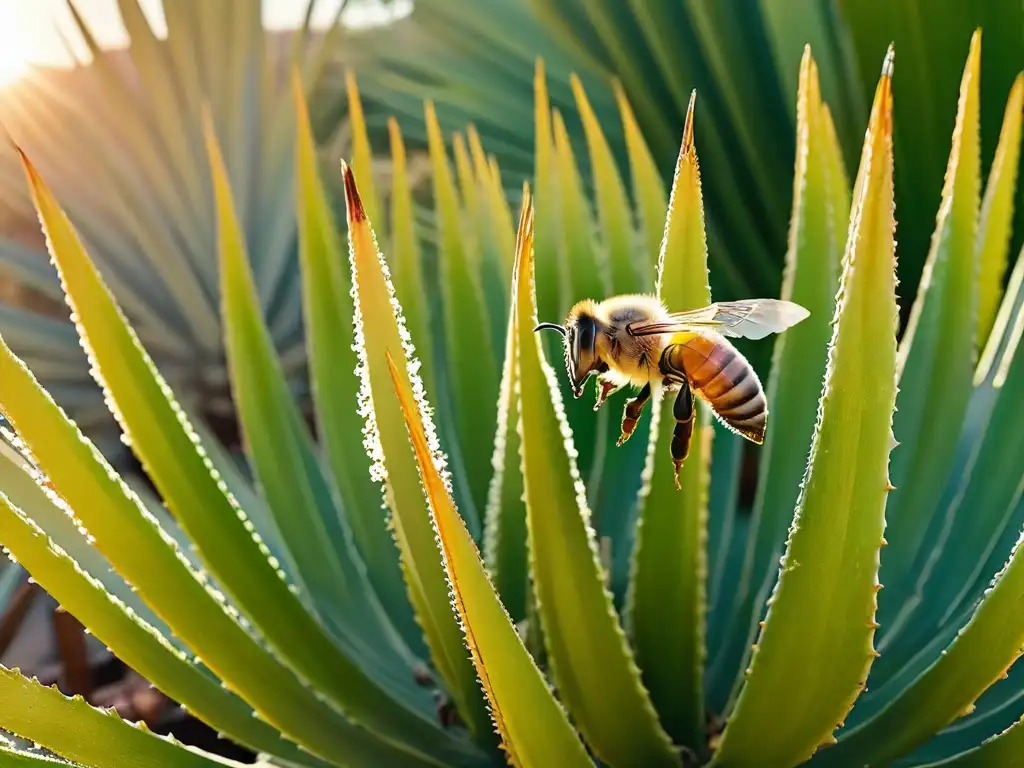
[341,160,366,223]
[682,89,697,155]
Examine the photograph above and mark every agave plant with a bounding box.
[352,0,1024,327]
[0,0,370,454]
[1,26,1024,768]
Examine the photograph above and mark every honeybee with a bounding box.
[535,294,809,487]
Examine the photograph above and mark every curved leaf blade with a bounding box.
[341,161,493,742]
[0,666,239,768]
[515,157,680,767]
[976,73,1024,348]
[717,47,850,713]
[293,73,424,658]
[570,73,643,293]
[388,210,592,763]
[425,101,500,521]
[922,717,1024,767]
[0,489,322,767]
[481,278,528,622]
[346,71,383,230]
[626,91,711,751]
[879,31,982,601]
[711,48,898,767]
[4,149,436,767]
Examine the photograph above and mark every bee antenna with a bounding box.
[534,322,567,337]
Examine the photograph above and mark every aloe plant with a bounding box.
[0,0,364,456]
[0,29,1024,768]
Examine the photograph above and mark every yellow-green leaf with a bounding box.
[341,161,493,742]
[571,73,644,293]
[346,70,382,230]
[388,201,592,763]
[711,46,899,767]
[976,73,1024,348]
[614,79,668,275]
[0,666,238,768]
[627,91,712,751]
[878,30,982,607]
[515,157,680,767]
[718,47,850,716]
[425,101,499,520]
[388,117,436,399]
[293,72,423,657]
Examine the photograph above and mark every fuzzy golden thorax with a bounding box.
[536,294,671,398]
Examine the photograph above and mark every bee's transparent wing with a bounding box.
[626,299,810,340]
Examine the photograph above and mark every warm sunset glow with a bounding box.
[0,15,33,87]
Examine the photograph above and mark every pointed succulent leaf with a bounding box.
[0,666,239,768]
[571,73,643,293]
[4,143,439,767]
[388,207,592,762]
[341,161,493,742]
[719,46,850,713]
[388,117,437,399]
[879,31,982,607]
[515,160,680,767]
[614,79,668,273]
[346,71,383,230]
[293,73,423,656]
[626,91,711,751]
[0,489,324,767]
[425,101,500,521]
[711,47,899,767]
[481,283,529,622]
[976,73,1024,348]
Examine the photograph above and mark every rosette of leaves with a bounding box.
[0,31,1023,768]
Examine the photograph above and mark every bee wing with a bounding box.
[627,299,810,340]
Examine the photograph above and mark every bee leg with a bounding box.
[671,379,695,490]
[617,382,652,446]
[595,379,623,411]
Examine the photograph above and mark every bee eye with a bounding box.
[579,320,595,355]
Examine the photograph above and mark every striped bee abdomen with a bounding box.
[658,330,767,444]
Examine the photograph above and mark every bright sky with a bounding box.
[0,0,405,86]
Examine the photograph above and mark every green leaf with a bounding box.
[571,73,644,294]
[550,107,609,495]
[878,30,982,608]
[0,665,239,768]
[293,73,424,658]
[341,161,493,742]
[482,265,529,623]
[710,47,898,767]
[515,157,680,766]
[387,206,592,762]
[210,115,472,758]
[388,117,437,399]
[825,518,1024,764]
[614,80,669,275]
[922,718,1024,767]
[0,488,323,767]
[626,91,711,751]
[532,60,564,331]
[0,742,84,767]
[425,101,500,521]
[346,71,384,230]
[6,145,440,768]
[977,73,1024,348]
[717,47,850,713]
[824,288,1024,768]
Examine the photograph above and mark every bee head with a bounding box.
[534,301,606,398]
